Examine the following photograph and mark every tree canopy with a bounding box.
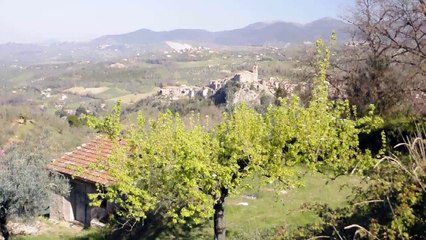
[86,37,384,240]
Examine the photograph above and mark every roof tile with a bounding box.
[48,137,123,186]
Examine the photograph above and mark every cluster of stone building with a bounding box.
[158,85,210,100]
[157,65,284,100]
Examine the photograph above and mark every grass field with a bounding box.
[18,172,357,240]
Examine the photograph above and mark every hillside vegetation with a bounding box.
[0,2,425,239]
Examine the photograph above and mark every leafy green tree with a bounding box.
[266,37,384,177]
[87,36,383,240]
[88,106,223,237]
[88,102,287,240]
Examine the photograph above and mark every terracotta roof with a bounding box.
[48,137,122,186]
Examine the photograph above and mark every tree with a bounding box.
[336,0,426,115]
[0,133,68,240]
[349,0,426,76]
[87,37,383,240]
[88,105,223,233]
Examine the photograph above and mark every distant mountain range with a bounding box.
[94,17,352,46]
[0,18,353,64]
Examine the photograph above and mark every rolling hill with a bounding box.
[94,17,352,46]
[0,18,353,64]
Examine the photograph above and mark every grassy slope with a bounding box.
[225,173,357,238]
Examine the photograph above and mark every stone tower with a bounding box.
[252,65,258,82]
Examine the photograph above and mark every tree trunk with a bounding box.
[0,223,9,240]
[213,188,228,240]
[0,207,10,240]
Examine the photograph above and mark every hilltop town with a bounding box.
[156,65,302,105]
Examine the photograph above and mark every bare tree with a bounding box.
[334,0,426,115]
[357,0,425,71]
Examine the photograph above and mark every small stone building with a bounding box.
[48,138,117,227]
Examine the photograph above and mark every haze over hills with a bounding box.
[94,17,351,46]
[0,17,352,64]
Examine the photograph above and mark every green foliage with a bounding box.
[216,104,294,192]
[87,36,383,238]
[359,115,425,155]
[66,115,84,127]
[90,111,220,225]
[166,97,215,115]
[223,173,360,239]
[283,129,426,240]
[0,132,69,239]
[67,105,92,127]
[85,101,122,140]
[265,38,383,177]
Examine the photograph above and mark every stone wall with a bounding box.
[49,193,74,222]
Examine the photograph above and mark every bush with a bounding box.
[359,116,425,154]
[66,115,85,127]
[283,128,426,240]
[0,133,69,240]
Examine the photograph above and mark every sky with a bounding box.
[0,0,353,43]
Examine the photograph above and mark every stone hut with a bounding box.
[48,137,119,227]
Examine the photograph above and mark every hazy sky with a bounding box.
[0,0,353,43]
